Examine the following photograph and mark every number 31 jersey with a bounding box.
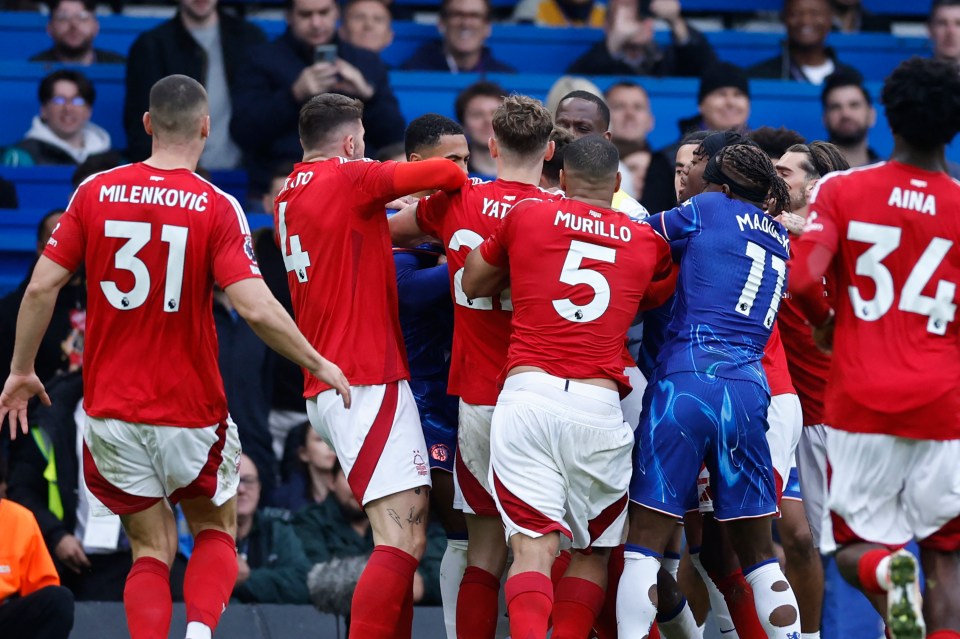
[800,161,960,439]
[647,192,790,389]
[44,163,261,427]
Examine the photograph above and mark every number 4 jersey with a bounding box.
[647,192,790,389]
[44,163,262,427]
[801,161,960,439]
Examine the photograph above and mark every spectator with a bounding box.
[0,210,85,387]
[29,0,124,65]
[820,70,878,167]
[675,62,750,141]
[513,0,605,27]
[71,152,122,189]
[619,139,652,200]
[929,0,960,64]
[545,74,601,115]
[231,0,406,196]
[748,0,859,83]
[401,0,514,73]
[830,0,891,33]
[0,454,74,639]
[338,0,394,53]
[566,0,716,77]
[123,0,266,168]
[374,142,407,162]
[7,371,133,601]
[749,125,806,161]
[296,463,446,615]
[454,80,505,179]
[272,423,338,512]
[606,81,655,147]
[233,454,313,604]
[2,70,114,167]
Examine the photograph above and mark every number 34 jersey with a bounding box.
[800,161,960,439]
[417,179,556,406]
[44,163,262,427]
[646,192,790,390]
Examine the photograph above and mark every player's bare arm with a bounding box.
[224,278,352,408]
[462,248,507,299]
[388,202,436,248]
[0,255,73,438]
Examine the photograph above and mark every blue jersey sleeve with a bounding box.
[646,198,703,243]
[394,251,451,310]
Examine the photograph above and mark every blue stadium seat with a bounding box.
[0,207,48,295]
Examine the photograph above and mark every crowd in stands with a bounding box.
[0,0,959,633]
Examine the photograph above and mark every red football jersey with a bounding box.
[800,161,960,439]
[778,241,831,425]
[275,158,410,398]
[761,323,796,397]
[43,163,261,426]
[417,179,556,406]
[478,197,672,394]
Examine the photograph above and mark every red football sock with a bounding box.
[857,549,892,595]
[184,529,238,631]
[927,631,960,639]
[593,545,624,639]
[714,569,766,639]
[394,581,414,639]
[457,566,501,639]
[350,546,419,638]
[124,557,172,639]
[505,571,554,639]
[551,577,605,639]
[551,550,572,592]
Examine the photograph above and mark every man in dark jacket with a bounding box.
[6,372,132,602]
[400,0,514,73]
[747,0,859,84]
[123,0,266,168]
[29,0,125,65]
[234,454,312,604]
[231,0,406,196]
[566,0,715,77]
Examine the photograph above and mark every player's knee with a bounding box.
[780,524,816,561]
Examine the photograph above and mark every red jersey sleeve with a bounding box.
[42,185,88,272]
[800,174,842,254]
[337,158,399,217]
[416,190,453,238]
[210,194,262,289]
[478,199,530,267]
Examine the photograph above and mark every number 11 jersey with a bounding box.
[43,163,262,427]
[646,192,791,389]
[800,161,960,439]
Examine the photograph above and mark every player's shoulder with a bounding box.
[73,162,137,195]
[810,161,888,203]
[191,171,250,232]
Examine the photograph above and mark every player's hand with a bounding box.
[813,312,835,354]
[236,554,251,586]
[311,359,352,409]
[386,195,419,211]
[291,62,339,102]
[0,372,51,440]
[55,534,91,574]
[775,211,806,236]
[333,59,374,101]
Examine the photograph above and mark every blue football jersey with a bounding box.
[646,192,790,387]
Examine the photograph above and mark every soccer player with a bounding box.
[0,75,351,639]
[461,134,672,639]
[274,93,468,637]
[620,144,803,639]
[791,57,960,639]
[394,114,470,639]
[389,94,555,639]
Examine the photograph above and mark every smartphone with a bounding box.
[314,44,337,64]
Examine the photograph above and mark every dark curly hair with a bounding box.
[882,57,960,152]
[715,144,791,215]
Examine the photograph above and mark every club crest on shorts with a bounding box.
[413,450,429,476]
[430,443,450,463]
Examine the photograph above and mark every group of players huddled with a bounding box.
[2,53,960,639]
